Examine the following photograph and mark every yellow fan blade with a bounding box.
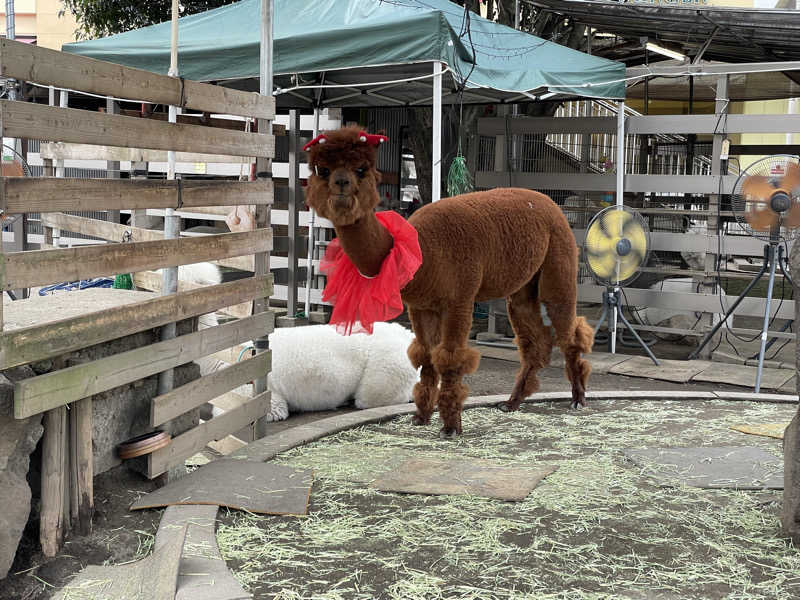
[585,223,616,254]
[602,208,631,238]
[588,252,617,279]
[785,202,800,229]
[625,224,647,256]
[617,253,640,282]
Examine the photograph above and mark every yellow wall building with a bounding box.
[1,0,79,50]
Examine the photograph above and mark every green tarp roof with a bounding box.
[63,0,625,106]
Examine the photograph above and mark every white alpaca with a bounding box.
[265,322,418,422]
[179,263,418,422]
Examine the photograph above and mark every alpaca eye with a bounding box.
[355,166,368,179]
[318,167,330,179]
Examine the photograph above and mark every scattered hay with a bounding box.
[218,399,800,599]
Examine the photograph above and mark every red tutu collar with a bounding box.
[320,211,422,335]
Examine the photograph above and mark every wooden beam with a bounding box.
[131,271,255,319]
[151,352,271,426]
[2,177,273,214]
[40,212,163,243]
[0,275,272,369]
[148,391,271,478]
[40,141,256,165]
[0,38,274,119]
[1,101,274,158]
[3,229,272,290]
[14,311,275,419]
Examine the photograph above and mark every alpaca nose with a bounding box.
[334,175,350,190]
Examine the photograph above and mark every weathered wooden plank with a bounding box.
[3,229,272,290]
[151,352,271,426]
[3,177,272,214]
[148,392,272,478]
[14,311,275,419]
[69,397,93,537]
[0,275,272,370]
[131,271,255,319]
[0,38,274,119]
[40,141,256,165]
[1,101,274,158]
[40,212,163,243]
[40,406,68,557]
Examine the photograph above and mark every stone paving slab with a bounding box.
[692,362,794,390]
[372,458,557,501]
[609,356,712,383]
[624,446,784,490]
[587,352,635,374]
[154,504,251,600]
[131,459,313,515]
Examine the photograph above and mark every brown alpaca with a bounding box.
[305,126,593,438]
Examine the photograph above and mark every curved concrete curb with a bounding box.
[230,390,798,463]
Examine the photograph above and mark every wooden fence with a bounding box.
[477,76,798,343]
[0,39,275,555]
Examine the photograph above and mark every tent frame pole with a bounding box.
[432,61,443,202]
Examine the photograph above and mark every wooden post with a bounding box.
[69,396,93,536]
[41,405,68,556]
[106,97,121,227]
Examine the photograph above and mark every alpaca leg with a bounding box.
[498,277,553,413]
[407,308,441,426]
[540,272,593,410]
[432,303,480,438]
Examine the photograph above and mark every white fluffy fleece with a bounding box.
[266,322,418,422]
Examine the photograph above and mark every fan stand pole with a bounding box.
[689,245,771,361]
[596,288,659,365]
[755,244,779,393]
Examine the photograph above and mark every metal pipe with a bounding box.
[158,0,181,397]
[253,0,274,439]
[755,245,779,393]
[432,61,443,202]
[615,100,625,207]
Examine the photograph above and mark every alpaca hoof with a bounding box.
[411,415,430,426]
[570,391,587,410]
[439,427,460,440]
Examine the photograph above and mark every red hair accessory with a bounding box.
[303,134,328,151]
[359,131,388,146]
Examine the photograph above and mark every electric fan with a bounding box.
[584,205,659,365]
[690,155,800,392]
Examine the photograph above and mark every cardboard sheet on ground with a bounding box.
[130,459,313,515]
[691,362,794,390]
[731,423,788,440]
[371,458,556,501]
[624,446,783,489]
[609,356,711,383]
[155,504,251,600]
[53,525,186,600]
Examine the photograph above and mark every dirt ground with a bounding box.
[1,346,797,600]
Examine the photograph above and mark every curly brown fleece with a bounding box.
[305,126,593,438]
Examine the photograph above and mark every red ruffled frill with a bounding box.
[320,211,422,335]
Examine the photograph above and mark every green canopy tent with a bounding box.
[64,0,627,203]
[63,0,625,105]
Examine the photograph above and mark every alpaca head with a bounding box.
[304,126,387,226]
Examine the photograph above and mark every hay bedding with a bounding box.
[217,399,800,599]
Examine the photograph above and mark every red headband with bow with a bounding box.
[303,131,388,152]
